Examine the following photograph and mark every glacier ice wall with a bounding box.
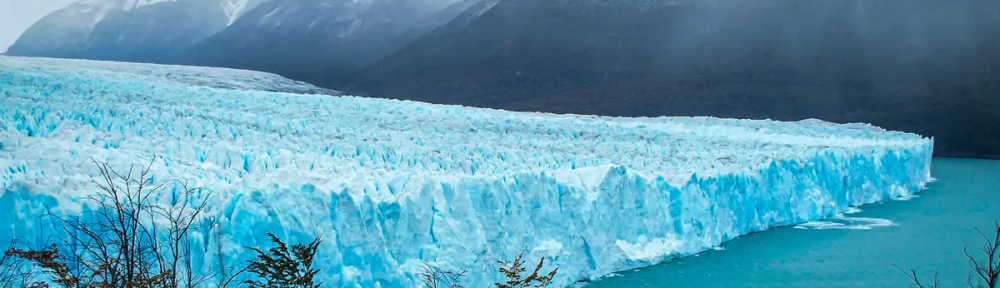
[0,56,933,287]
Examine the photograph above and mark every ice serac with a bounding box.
[0,57,933,287]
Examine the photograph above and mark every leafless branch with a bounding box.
[4,157,241,288]
[894,264,942,288]
[0,238,39,288]
[897,220,1000,288]
[420,262,467,288]
[964,221,1000,288]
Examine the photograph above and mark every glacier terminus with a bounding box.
[0,57,933,287]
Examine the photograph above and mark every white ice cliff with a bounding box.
[0,57,933,287]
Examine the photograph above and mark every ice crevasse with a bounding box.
[0,57,933,287]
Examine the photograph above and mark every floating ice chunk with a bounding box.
[795,216,896,230]
[616,236,684,263]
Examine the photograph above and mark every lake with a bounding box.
[582,158,1000,288]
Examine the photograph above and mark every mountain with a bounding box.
[381,0,499,57]
[348,0,1000,159]
[4,0,121,58]
[179,0,476,87]
[5,0,261,63]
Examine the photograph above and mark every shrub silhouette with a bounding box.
[2,158,216,288]
[243,232,323,288]
[898,220,1000,288]
[1,159,563,288]
[1,159,244,288]
[419,263,466,288]
[419,252,559,288]
[494,253,558,288]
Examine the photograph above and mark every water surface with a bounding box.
[584,158,1000,288]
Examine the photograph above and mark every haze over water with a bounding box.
[584,158,1000,288]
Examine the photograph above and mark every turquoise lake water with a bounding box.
[582,158,1000,288]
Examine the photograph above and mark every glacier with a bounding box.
[0,56,933,287]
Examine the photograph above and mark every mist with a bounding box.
[0,0,75,53]
[646,0,996,80]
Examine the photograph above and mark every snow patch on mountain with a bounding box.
[49,0,257,30]
[221,0,251,25]
[465,0,499,23]
[67,0,123,27]
[123,0,175,11]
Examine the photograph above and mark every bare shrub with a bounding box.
[419,263,466,288]
[963,221,999,288]
[418,252,559,288]
[0,239,39,288]
[3,158,229,287]
[898,220,1000,288]
[494,252,558,288]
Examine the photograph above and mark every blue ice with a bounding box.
[0,56,933,287]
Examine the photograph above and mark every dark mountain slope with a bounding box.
[82,0,229,63]
[378,0,495,59]
[349,0,1000,158]
[4,0,116,59]
[6,0,246,63]
[179,0,476,87]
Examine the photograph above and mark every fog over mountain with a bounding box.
[3,0,265,62]
[177,0,475,87]
[0,0,75,53]
[6,0,1000,158]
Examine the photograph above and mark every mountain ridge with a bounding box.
[5,0,262,63]
[175,0,475,87]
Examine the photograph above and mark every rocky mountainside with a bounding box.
[5,0,261,63]
[347,0,1000,158]
[178,0,475,87]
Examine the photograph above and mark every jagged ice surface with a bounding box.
[0,57,341,95]
[0,57,933,287]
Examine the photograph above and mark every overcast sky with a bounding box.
[0,0,76,53]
